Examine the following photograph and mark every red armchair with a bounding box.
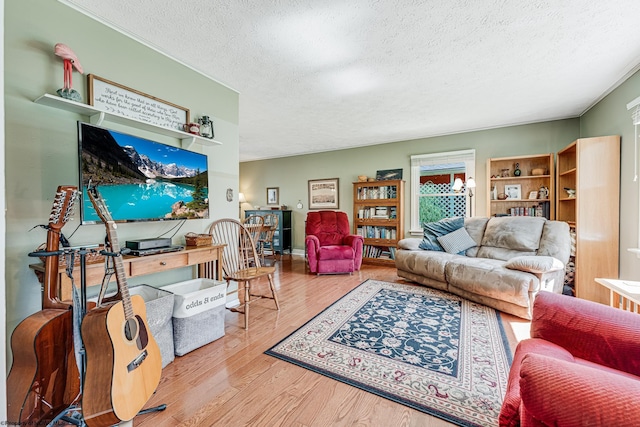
[305,211,364,274]
[500,291,640,427]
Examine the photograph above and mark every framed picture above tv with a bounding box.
[78,122,209,224]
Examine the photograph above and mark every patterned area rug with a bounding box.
[265,279,512,427]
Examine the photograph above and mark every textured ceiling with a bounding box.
[62,1,640,162]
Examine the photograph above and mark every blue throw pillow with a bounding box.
[418,217,465,251]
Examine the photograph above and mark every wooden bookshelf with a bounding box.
[487,154,555,219]
[353,180,404,265]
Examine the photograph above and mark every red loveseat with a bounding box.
[499,290,640,427]
[305,211,363,274]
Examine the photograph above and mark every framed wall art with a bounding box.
[375,168,403,180]
[505,184,522,200]
[88,74,190,131]
[267,187,279,205]
[308,178,339,209]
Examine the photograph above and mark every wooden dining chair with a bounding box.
[241,214,265,259]
[259,213,279,264]
[207,218,279,330]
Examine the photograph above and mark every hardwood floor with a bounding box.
[131,256,528,427]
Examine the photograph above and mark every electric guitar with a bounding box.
[7,185,81,425]
[82,185,162,427]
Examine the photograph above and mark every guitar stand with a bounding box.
[30,247,167,427]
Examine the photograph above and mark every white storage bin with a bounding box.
[160,278,226,356]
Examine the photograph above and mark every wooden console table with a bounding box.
[30,244,225,302]
[594,278,640,313]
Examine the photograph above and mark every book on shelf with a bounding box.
[362,245,396,260]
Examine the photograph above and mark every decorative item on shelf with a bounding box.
[367,178,376,182]
[491,184,498,200]
[375,168,403,180]
[358,175,368,182]
[528,191,539,200]
[54,43,83,102]
[184,232,212,247]
[184,122,200,135]
[531,168,546,176]
[497,193,507,200]
[198,116,214,139]
[564,187,576,198]
[500,168,510,178]
[538,186,549,199]
[514,162,522,176]
[504,184,522,200]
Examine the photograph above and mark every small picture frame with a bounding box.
[505,184,522,200]
[375,168,403,181]
[528,190,538,200]
[266,187,279,205]
[308,178,339,209]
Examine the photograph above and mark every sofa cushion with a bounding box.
[397,238,422,251]
[445,257,539,307]
[505,256,564,274]
[477,217,546,261]
[481,216,546,251]
[395,250,458,283]
[419,216,464,251]
[463,217,489,257]
[538,220,571,265]
[437,227,477,254]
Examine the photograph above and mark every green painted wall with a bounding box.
[580,70,640,279]
[240,119,579,252]
[4,0,240,362]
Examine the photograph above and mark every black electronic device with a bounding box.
[125,238,172,251]
[127,245,185,257]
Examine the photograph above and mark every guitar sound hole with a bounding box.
[124,318,139,342]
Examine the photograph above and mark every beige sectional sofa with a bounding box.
[395,216,571,319]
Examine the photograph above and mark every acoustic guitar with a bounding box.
[7,185,81,425]
[82,185,162,427]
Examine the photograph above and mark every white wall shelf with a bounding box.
[34,94,222,150]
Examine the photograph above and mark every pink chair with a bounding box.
[305,211,364,274]
[499,291,640,427]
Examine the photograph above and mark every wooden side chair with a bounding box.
[207,218,279,330]
[259,213,279,264]
[241,214,264,265]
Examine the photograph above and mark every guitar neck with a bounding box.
[42,186,77,310]
[105,222,134,320]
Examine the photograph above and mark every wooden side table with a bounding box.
[594,278,640,313]
[30,244,225,303]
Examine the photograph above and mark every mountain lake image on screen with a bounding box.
[78,122,209,223]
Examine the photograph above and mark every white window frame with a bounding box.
[410,149,476,235]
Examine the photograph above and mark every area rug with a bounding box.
[265,279,512,427]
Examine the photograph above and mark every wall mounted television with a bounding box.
[78,122,209,224]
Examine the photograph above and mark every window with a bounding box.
[410,149,476,234]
